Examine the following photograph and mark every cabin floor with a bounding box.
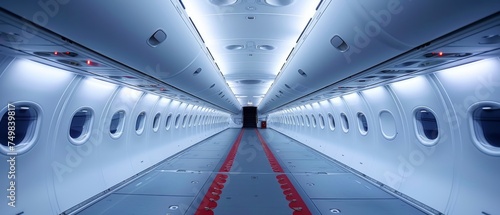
[76,128,427,215]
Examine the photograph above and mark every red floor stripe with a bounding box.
[255,129,312,215]
[195,129,245,215]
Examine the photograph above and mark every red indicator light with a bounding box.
[54,51,58,55]
[86,60,91,65]
[438,52,443,56]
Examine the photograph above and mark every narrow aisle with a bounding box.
[76,128,428,215]
[192,128,294,215]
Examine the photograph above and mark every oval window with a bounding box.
[300,115,305,126]
[357,112,368,135]
[0,103,41,154]
[135,112,146,135]
[414,108,439,145]
[193,115,198,127]
[328,113,336,131]
[311,115,317,128]
[153,113,161,132]
[341,113,349,133]
[318,114,325,129]
[188,115,193,127]
[305,115,311,127]
[110,110,125,138]
[165,114,172,130]
[471,104,500,156]
[174,114,181,128]
[379,111,397,140]
[69,108,94,144]
[182,115,188,128]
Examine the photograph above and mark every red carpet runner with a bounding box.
[255,129,312,215]
[195,129,244,215]
[195,129,311,214]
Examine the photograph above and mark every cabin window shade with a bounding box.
[379,111,397,140]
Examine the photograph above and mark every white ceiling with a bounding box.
[182,0,321,106]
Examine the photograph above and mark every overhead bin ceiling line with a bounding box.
[258,6,500,114]
[180,0,322,107]
[0,7,239,114]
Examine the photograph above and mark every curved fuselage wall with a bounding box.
[0,57,232,214]
[268,57,500,214]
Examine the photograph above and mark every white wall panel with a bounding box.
[433,57,500,215]
[0,57,232,214]
[50,76,117,211]
[268,59,500,214]
[0,58,76,214]
[389,75,455,212]
[99,87,143,188]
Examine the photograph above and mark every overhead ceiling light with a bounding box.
[182,0,320,107]
[209,0,238,6]
[226,45,245,50]
[265,0,295,7]
[257,45,275,51]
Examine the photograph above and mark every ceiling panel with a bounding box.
[182,0,321,106]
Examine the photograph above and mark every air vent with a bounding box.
[34,51,78,57]
[33,52,52,57]
[395,61,420,67]
[423,52,472,58]
[209,83,216,88]
[330,35,349,52]
[379,75,397,79]
[418,60,448,67]
[108,76,123,79]
[0,32,23,43]
[338,86,355,90]
[57,59,81,67]
[479,34,500,44]
[147,29,167,47]
[246,16,256,20]
[378,69,416,74]
[298,69,307,77]
[193,68,202,76]
[63,52,78,57]
[285,84,291,89]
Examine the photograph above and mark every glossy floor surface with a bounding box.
[76,128,427,215]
